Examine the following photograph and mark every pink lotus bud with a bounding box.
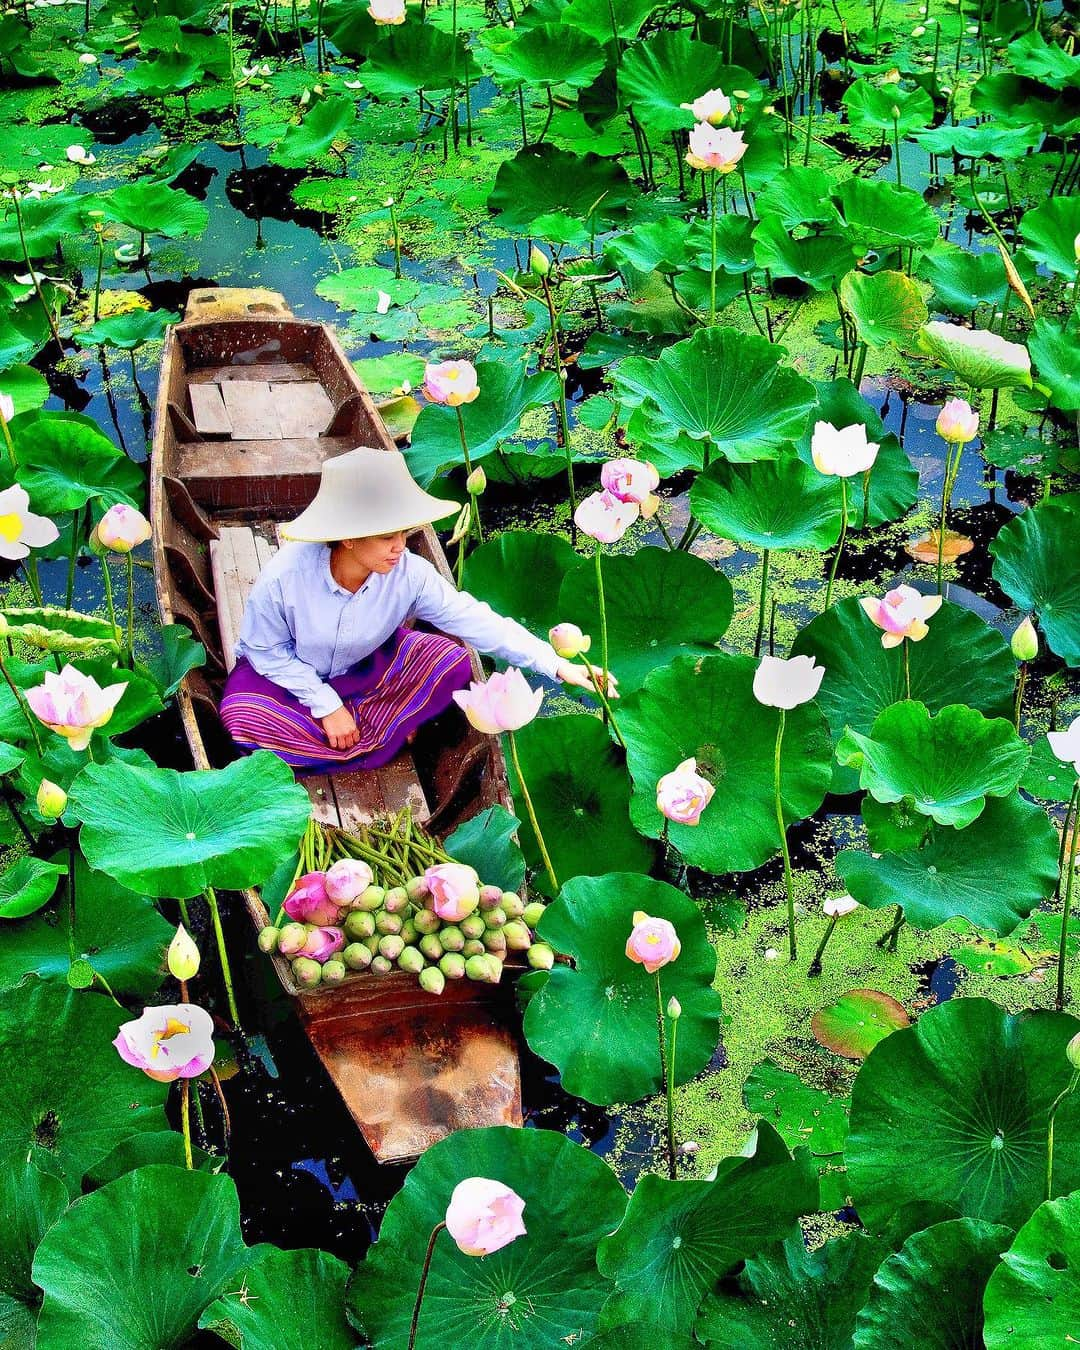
[299,926,345,962]
[113,1003,215,1083]
[445,1177,527,1256]
[625,910,681,973]
[810,421,880,477]
[324,859,374,906]
[425,862,481,922]
[282,872,340,927]
[656,757,714,826]
[423,360,480,407]
[600,458,660,506]
[25,664,126,752]
[452,667,544,734]
[680,87,731,125]
[95,503,152,553]
[548,623,591,659]
[752,653,826,710]
[935,398,979,445]
[573,489,639,543]
[859,585,943,648]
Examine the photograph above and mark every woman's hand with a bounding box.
[556,660,619,700]
[321,705,361,750]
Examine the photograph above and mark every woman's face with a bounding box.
[343,531,407,574]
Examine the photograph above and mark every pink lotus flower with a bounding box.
[283,872,340,927]
[452,667,544,734]
[600,458,660,507]
[113,1003,215,1083]
[859,585,943,648]
[25,664,126,752]
[935,398,979,445]
[625,910,681,973]
[325,858,374,905]
[425,862,480,922]
[423,360,479,407]
[680,88,731,125]
[752,653,825,710]
[810,421,880,477]
[368,0,406,22]
[656,757,714,826]
[94,503,151,554]
[445,1177,527,1256]
[574,490,639,544]
[686,123,747,173]
[299,925,345,962]
[0,484,59,561]
[549,622,591,659]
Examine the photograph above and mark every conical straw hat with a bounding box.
[280,447,457,542]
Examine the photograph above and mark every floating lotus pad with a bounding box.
[487,144,634,240]
[199,1247,356,1349]
[689,449,843,552]
[983,1193,1080,1348]
[73,308,178,350]
[811,989,911,1061]
[839,270,928,350]
[990,493,1080,667]
[742,1058,850,1210]
[270,96,356,169]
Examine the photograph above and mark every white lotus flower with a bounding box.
[1048,716,1080,777]
[753,654,825,710]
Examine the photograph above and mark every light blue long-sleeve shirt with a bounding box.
[234,542,561,718]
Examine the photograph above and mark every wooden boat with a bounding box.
[149,286,524,1163]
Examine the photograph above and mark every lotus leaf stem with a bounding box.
[823,478,847,611]
[754,550,770,658]
[125,554,136,667]
[209,1064,232,1145]
[8,190,62,348]
[0,778,34,848]
[861,466,872,532]
[180,1080,193,1169]
[408,1221,447,1350]
[902,640,911,702]
[595,542,609,724]
[98,556,119,647]
[876,906,906,950]
[1046,1068,1080,1201]
[664,987,678,1180]
[0,406,15,470]
[892,112,902,188]
[540,274,577,537]
[654,508,677,551]
[65,511,80,611]
[1056,780,1080,1012]
[508,729,559,894]
[1014,662,1027,732]
[204,885,241,1028]
[774,709,797,959]
[808,914,837,978]
[0,654,43,755]
[936,436,967,593]
[455,407,482,544]
[709,171,719,325]
[586,665,625,749]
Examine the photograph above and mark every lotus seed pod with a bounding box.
[463,938,486,957]
[399,918,418,946]
[398,946,425,975]
[1068,1031,1080,1071]
[356,884,385,912]
[370,955,393,975]
[343,942,373,971]
[413,907,441,935]
[406,875,431,903]
[291,956,322,988]
[527,942,555,970]
[503,921,532,952]
[277,922,309,956]
[440,924,465,952]
[478,884,504,911]
[322,959,347,986]
[419,933,444,962]
[483,930,507,956]
[375,910,403,936]
[378,934,405,961]
[484,907,508,929]
[383,886,409,914]
[439,952,466,979]
[460,913,486,940]
[501,895,525,919]
[419,966,446,996]
[465,953,503,984]
[257,926,281,955]
[522,901,546,929]
[344,911,376,942]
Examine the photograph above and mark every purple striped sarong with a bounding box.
[219,627,472,774]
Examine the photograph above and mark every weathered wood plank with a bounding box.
[188,383,233,437]
[305,775,341,826]
[272,382,335,438]
[188,363,317,384]
[220,381,281,439]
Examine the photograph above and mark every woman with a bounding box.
[220,447,610,773]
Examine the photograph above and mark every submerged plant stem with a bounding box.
[1057,780,1080,1013]
[808,914,838,977]
[204,885,240,1028]
[754,549,770,658]
[1046,1068,1080,1201]
[508,730,559,894]
[823,478,847,611]
[774,710,797,960]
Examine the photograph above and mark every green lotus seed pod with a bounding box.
[465,953,503,984]
[375,910,403,936]
[343,942,373,971]
[463,938,486,957]
[413,907,441,935]
[356,884,385,912]
[484,930,507,956]
[398,946,425,975]
[527,943,555,970]
[501,895,525,919]
[370,954,393,975]
[406,875,431,903]
[478,884,504,911]
[322,959,347,986]
[461,913,486,940]
[419,933,444,962]
[383,886,409,914]
[419,966,446,996]
[439,924,465,952]
[257,926,281,954]
[522,901,546,929]
[484,907,507,929]
[277,922,309,957]
[291,956,322,988]
[344,911,376,941]
[439,952,466,979]
[399,918,418,945]
[378,934,405,961]
[503,920,532,952]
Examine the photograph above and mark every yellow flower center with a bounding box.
[0,513,24,542]
[150,1017,190,1058]
[645,934,660,945]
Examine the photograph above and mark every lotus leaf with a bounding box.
[918,320,1033,389]
[914,122,1043,158]
[199,1247,355,1349]
[320,0,378,56]
[558,546,733,693]
[614,327,816,465]
[0,364,47,415]
[506,714,654,888]
[487,144,634,238]
[522,873,720,1104]
[101,182,208,239]
[842,80,934,135]
[1008,29,1080,84]
[120,50,202,94]
[755,167,844,230]
[742,1059,850,1210]
[0,195,86,262]
[696,1230,888,1349]
[74,308,178,350]
[617,32,754,133]
[752,216,857,290]
[1020,195,1080,277]
[0,1158,68,1308]
[444,803,525,892]
[839,270,928,349]
[316,267,420,313]
[561,0,657,41]
[853,1219,1013,1349]
[484,22,605,90]
[0,857,65,919]
[69,752,311,898]
[34,1166,253,1348]
[590,1330,696,1350]
[990,493,1080,666]
[271,96,356,169]
[84,1131,218,1187]
[689,451,842,551]
[0,741,23,776]
[604,217,694,275]
[791,599,1015,793]
[597,1122,818,1336]
[62,658,163,740]
[836,701,1029,829]
[848,999,1080,1230]
[461,529,578,636]
[0,303,50,368]
[350,1127,628,1349]
[918,240,1034,317]
[834,179,940,254]
[146,624,206,699]
[10,411,142,513]
[811,989,911,1061]
[0,982,168,1192]
[983,1192,1080,1347]
[837,792,1059,933]
[620,653,832,874]
[355,26,476,98]
[1021,733,1079,804]
[0,607,120,654]
[1029,314,1080,412]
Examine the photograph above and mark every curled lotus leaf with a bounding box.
[752,216,857,290]
[10,410,142,514]
[100,182,209,240]
[918,320,1033,389]
[1029,314,1080,413]
[0,607,119,654]
[834,179,940,254]
[918,240,1033,317]
[0,857,66,920]
[270,96,356,169]
[487,144,634,238]
[990,493,1080,667]
[983,1193,1080,1348]
[842,79,934,135]
[617,31,755,134]
[1020,195,1080,278]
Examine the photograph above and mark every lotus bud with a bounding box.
[343,942,373,970]
[378,934,405,961]
[1068,1031,1080,1071]
[344,910,376,941]
[501,894,525,919]
[440,925,465,952]
[325,859,374,905]
[548,622,592,659]
[935,397,979,446]
[440,952,466,979]
[278,922,309,956]
[356,884,385,912]
[527,943,555,970]
[79,51,97,63]
[449,503,472,546]
[529,245,551,277]
[258,926,281,954]
[1075,233,1080,264]
[383,886,409,913]
[890,104,901,120]
[397,946,425,975]
[419,933,444,962]
[503,921,532,951]
[485,907,508,929]
[375,911,403,936]
[461,913,487,940]
[322,959,347,986]
[478,884,504,911]
[466,466,487,496]
[483,930,507,956]
[413,907,441,935]
[167,924,200,981]
[362,934,381,955]
[465,953,503,983]
[36,778,67,819]
[370,955,393,974]
[420,966,446,995]
[400,918,418,945]
[1011,616,1038,663]
[292,956,322,988]
[522,901,546,929]
[405,875,430,903]
[667,995,682,1020]
[463,938,486,957]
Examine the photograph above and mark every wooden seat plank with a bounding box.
[188,383,233,438]
[188,363,317,384]
[272,382,335,439]
[176,436,356,512]
[220,381,282,439]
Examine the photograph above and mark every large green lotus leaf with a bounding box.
[918,241,1026,317]
[0,305,50,370]
[0,1158,68,1306]
[0,195,86,262]
[557,546,733,694]
[597,1122,818,1336]
[0,606,120,655]
[1020,195,1080,278]
[811,989,911,1062]
[604,217,694,276]
[755,167,844,230]
[0,982,168,1193]
[836,701,1030,829]
[360,25,476,98]
[591,1330,696,1350]
[507,715,654,890]
[120,50,202,94]
[33,1166,252,1348]
[1008,29,1080,85]
[842,79,934,134]
[752,217,857,290]
[0,364,48,415]
[444,804,525,893]
[853,1219,1013,1349]
[696,1230,887,1349]
[320,0,379,55]
[1030,314,1080,412]
[613,327,816,464]
[523,873,720,1104]
[316,266,420,314]
[1021,733,1079,804]
[968,72,1077,133]
[846,998,1080,1230]
[689,451,842,552]
[487,144,634,238]
[742,1059,850,1211]
[101,182,208,239]
[620,653,832,874]
[270,96,356,169]
[83,1130,218,1187]
[837,793,1058,934]
[0,857,65,919]
[561,0,655,40]
[990,494,1080,667]
[462,530,579,637]
[484,22,605,89]
[617,31,753,133]
[914,121,1043,159]
[10,410,141,514]
[68,752,311,899]
[406,361,559,486]
[839,270,928,350]
[983,1192,1080,1348]
[74,308,177,351]
[350,1126,627,1349]
[834,179,940,253]
[0,850,172,998]
[918,320,1033,389]
[199,1247,355,1349]
[790,599,1015,794]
